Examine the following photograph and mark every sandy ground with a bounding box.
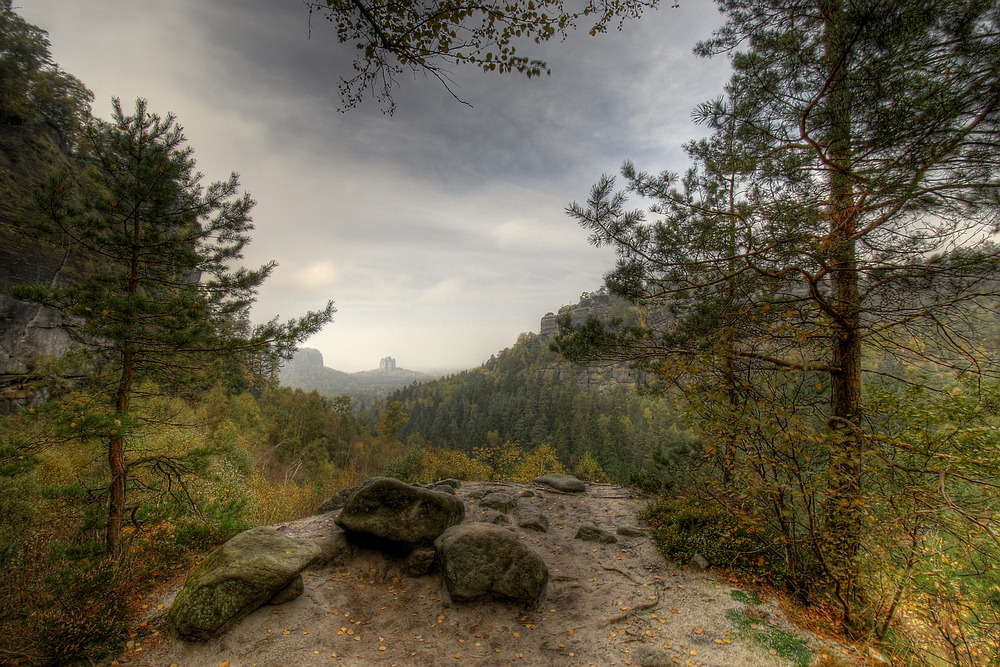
[125,481,850,667]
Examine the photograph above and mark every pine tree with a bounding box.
[10,98,335,558]
[560,0,1000,632]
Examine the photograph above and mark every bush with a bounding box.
[35,558,134,665]
[639,495,788,579]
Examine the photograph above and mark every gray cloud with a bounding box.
[21,0,730,372]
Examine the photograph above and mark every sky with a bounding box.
[19,0,731,373]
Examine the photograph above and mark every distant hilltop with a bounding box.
[279,349,438,405]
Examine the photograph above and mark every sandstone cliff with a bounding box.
[0,124,93,410]
[538,290,646,391]
[279,349,436,405]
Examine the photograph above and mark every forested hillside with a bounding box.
[385,331,694,483]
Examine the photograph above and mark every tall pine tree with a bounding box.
[560,0,1000,632]
[11,98,335,558]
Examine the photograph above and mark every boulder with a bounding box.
[436,478,462,489]
[480,491,518,513]
[434,522,549,603]
[432,483,457,495]
[317,485,359,514]
[403,548,439,577]
[617,526,646,537]
[167,526,321,641]
[517,511,549,533]
[486,511,509,525]
[690,553,711,572]
[335,477,465,550]
[533,474,586,493]
[575,525,618,543]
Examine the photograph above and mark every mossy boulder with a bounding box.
[167,526,321,641]
[435,522,549,603]
[575,524,618,543]
[335,476,465,550]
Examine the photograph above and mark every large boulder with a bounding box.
[167,526,321,641]
[335,476,465,550]
[434,522,549,603]
[533,473,586,493]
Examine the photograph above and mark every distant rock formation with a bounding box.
[539,297,618,344]
[279,349,436,405]
[538,291,648,392]
[282,347,325,373]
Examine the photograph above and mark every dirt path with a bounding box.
[127,481,850,667]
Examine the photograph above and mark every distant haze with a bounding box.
[21,0,730,372]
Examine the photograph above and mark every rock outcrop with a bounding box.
[537,290,655,392]
[0,125,95,412]
[575,524,618,543]
[534,473,586,493]
[166,526,321,641]
[434,522,549,603]
[334,476,465,550]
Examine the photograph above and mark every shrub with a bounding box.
[35,558,134,665]
[639,495,788,579]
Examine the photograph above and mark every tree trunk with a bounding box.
[107,350,133,559]
[108,201,143,559]
[823,0,863,634]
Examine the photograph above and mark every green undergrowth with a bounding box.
[727,590,812,667]
[638,494,788,579]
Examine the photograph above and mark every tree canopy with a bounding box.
[0,0,92,147]
[306,0,661,111]
[557,0,1000,639]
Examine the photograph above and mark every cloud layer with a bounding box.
[22,0,731,372]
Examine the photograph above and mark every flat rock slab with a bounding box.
[167,526,321,641]
[435,522,549,603]
[335,476,465,550]
[533,473,586,493]
[480,491,518,513]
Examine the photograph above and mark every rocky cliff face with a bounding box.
[539,295,618,344]
[0,125,91,410]
[281,347,326,373]
[538,291,645,392]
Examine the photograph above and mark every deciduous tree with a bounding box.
[305,0,661,111]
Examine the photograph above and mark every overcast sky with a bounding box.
[20,0,731,373]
